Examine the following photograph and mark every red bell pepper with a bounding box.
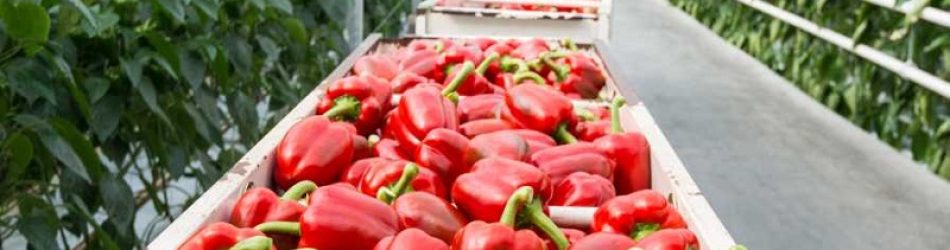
[452,186,568,250]
[391,192,468,243]
[576,120,611,142]
[459,119,516,138]
[544,228,586,250]
[373,228,449,250]
[391,72,431,94]
[509,129,557,157]
[569,232,637,250]
[511,38,550,61]
[391,61,471,152]
[373,138,411,161]
[445,59,492,96]
[531,146,615,186]
[632,229,699,250]
[297,183,399,250]
[463,131,531,166]
[415,128,470,185]
[354,55,399,81]
[316,75,392,135]
[353,134,373,161]
[595,96,651,194]
[529,142,607,168]
[275,115,355,189]
[542,51,606,99]
[230,181,317,228]
[591,190,687,241]
[465,37,497,51]
[400,49,444,82]
[341,157,389,187]
[504,84,577,143]
[452,158,551,222]
[179,222,270,250]
[456,94,504,123]
[548,172,616,207]
[442,44,484,67]
[359,161,447,202]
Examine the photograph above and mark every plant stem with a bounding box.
[499,186,534,227]
[610,96,627,134]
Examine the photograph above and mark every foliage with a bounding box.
[0,0,407,249]
[669,0,950,180]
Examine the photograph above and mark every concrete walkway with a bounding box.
[607,0,950,249]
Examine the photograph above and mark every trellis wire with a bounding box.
[862,0,950,28]
[725,0,950,100]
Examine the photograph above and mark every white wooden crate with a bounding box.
[148,34,735,249]
[413,0,612,43]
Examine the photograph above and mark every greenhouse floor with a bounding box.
[611,0,950,249]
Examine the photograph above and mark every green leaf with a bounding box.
[281,18,308,45]
[5,58,57,105]
[269,0,293,14]
[15,115,91,182]
[146,32,181,75]
[121,55,145,88]
[224,35,253,76]
[63,0,98,33]
[4,132,33,179]
[49,117,104,181]
[157,0,186,23]
[138,79,173,126]
[98,175,135,230]
[192,0,221,20]
[0,1,50,44]
[83,77,110,103]
[90,96,122,141]
[17,209,61,250]
[166,144,187,178]
[180,50,206,89]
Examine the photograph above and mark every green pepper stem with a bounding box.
[500,57,529,73]
[378,163,420,204]
[323,96,362,121]
[280,180,317,201]
[524,198,569,250]
[631,223,660,241]
[442,61,475,97]
[728,245,748,250]
[553,123,578,144]
[541,52,571,82]
[499,186,534,227]
[254,221,301,236]
[513,71,546,85]
[610,96,627,134]
[575,108,597,122]
[476,52,500,75]
[367,134,381,147]
[434,41,445,53]
[229,236,273,250]
[561,39,578,51]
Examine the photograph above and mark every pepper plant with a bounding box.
[670,0,950,180]
[0,0,408,249]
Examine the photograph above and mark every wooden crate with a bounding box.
[148,34,735,249]
[413,0,612,42]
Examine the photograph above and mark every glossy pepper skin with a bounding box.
[230,181,317,228]
[358,161,447,200]
[391,72,430,94]
[456,94,504,123]
[591,190,687,241]
[504,84,577,143]
[275,116,355,189]
[392,61,471,153]
[341,158,390,186]
[536,152,614,186]
[399,49,443,82]
[544,228,586,250]
[549,172,616,207]
[596,97,651,194]
[354,55,399,81]
[298,183,398,250]
[452,158,551,222]
[509,129,557,157]
[568,232,636,250]
[179,222,269,250]
[543,51,607,99]
[373,228,449,250]
[463,131,531,166]
[392,192,468,243]
[373,138,411,161]
[458,119,516,138]
[452,187,568,250]
[316,75,391,136]
[511,38,550,61]
[632,229,699,250]
[415,128,470,185]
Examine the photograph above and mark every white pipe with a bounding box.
[862,0,950,28]
[731,0,950,100]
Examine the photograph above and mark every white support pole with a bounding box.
[730,0,950,100]
[862,0,950,28]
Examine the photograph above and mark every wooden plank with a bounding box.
[148,35,734,249]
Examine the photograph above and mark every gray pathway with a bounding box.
[607,0,950,249]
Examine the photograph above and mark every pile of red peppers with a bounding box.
[179,38,702,250]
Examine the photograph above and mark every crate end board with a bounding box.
[415,5,611,42]
[149,35,734,249]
